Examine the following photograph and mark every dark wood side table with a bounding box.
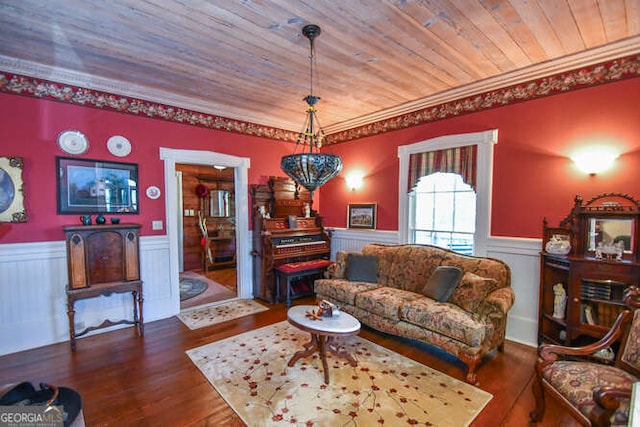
[67,280,143,351]
[63,224,144,350]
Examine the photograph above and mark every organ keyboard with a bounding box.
[253,216,331,301]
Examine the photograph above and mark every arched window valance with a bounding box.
[408,144,477,192]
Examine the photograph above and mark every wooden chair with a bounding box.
[530,285,640,426]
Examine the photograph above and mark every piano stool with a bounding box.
[275,259,334,307]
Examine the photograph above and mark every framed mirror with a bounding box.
[210,189,230,217]
[587,218,635,253]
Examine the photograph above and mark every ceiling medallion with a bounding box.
[280,24,342,197]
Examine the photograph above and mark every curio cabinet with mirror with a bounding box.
[539,193,640,352]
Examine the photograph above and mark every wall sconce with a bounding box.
[571,148,618,175]
[345,171,364,191]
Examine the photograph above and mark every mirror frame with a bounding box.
[571,193,640,262]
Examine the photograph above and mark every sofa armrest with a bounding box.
[326,251,349,279]
[479,286,515,317]
[474,286,515,347]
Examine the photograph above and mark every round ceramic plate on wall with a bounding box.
[107,135,132,157]
[146,185,161,199]
[57,130,89,155]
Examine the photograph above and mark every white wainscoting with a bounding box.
[0,235,173,356]
[1,230,541,356]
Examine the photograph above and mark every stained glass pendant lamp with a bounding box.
[280,24,342,197]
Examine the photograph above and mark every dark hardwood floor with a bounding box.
[0,296,578,426]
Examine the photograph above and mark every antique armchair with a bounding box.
[530,286,640,426]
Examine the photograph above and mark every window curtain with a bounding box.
[408,145,477,192]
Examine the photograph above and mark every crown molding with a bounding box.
[0,55,286,131]
[1,35,639,144]
[322,36,640,135]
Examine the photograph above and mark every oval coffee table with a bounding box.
[287,305,361,385]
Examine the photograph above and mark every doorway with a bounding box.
[160,148,252,315]
[176,163,237,310]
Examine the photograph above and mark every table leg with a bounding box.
[287,333,354,385]
[67,298,76,351]
[317,335,330,384]
[326,337,358,366]
[133,289,144,335]
[287,333,319,367]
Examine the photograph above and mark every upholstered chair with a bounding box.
[530,285,640,426]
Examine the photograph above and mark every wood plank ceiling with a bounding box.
[0,0,639,136]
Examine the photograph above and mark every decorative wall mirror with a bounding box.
[587,218,635,254]
[210,189,230,217]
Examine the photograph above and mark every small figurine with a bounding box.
[553,283,567,319]
[595,241,604,259]
[258,205,270,219]
[305,309,323,321]
[614,240,624,260]
[304,203,311,218]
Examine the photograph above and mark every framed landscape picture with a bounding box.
[56,157,139,214]
[347,203,377,230]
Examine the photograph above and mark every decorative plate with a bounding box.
[57,130,89,155]
[107,135,132,157]
[146,185,161,199]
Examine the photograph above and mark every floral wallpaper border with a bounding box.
[329,54,640,144]
[0,73,299,143]
[1,53,638,145]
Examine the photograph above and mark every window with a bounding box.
[410,172,476,255]
[397,129,498,256]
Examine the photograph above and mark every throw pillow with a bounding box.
[421,266,463,302]
[346,253,378,283]
[449,272,498,312]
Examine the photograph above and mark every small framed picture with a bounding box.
[347,203,377,230]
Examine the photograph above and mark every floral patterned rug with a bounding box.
[178,299,268,330]
[186,321,492,426]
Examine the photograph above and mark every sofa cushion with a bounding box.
[314,279,382,306]
[400,297,488,347]
[354,287,422,322]
[422,266,462,302]
[449,272,499,312]
[346,253,378,283]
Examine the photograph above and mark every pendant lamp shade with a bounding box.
[280,24,342,196]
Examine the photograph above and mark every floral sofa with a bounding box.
[315,243,515,384]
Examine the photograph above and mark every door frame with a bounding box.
[160,148,252,312]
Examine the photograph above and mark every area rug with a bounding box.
[187,321,492,426]
[179,277,209,301]
[178,299,269,330]
[179,271,236,309]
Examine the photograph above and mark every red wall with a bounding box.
[0,93,292,243]
[2,77,639,243]
[319,77,640,238]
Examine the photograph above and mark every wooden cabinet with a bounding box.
[539,194,640,346]
[64,224,144,350]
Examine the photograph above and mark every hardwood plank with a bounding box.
[568,0,608,48]
[0,295,580,426]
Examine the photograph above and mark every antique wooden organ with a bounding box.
[251,177,331,302]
